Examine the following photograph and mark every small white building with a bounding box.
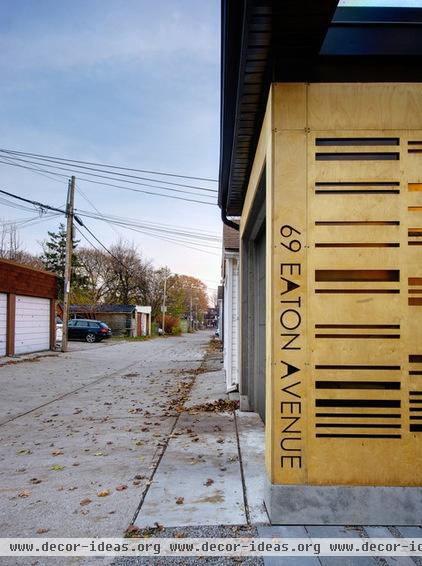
[222,225,240,392]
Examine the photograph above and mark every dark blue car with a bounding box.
[68,319,112,343]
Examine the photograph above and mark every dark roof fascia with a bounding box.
[219,0,246,227]
[219,0,338,217]
[219,2,422,218]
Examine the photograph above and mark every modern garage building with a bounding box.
[0,259,58,356]
[219,1,422,524]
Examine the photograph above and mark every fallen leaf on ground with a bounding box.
[124,525,140,537]
[94,452,106,456]
[18,490,31,498]
[51,450,63,456]
[17,449,31,455]
[175,497,184,505]
[97,489,111,497]
[30,478,42,485]
[36,528,49,534]
[204,478,214,487]
[50,465,64,471]
[115,485,128,491]
[80,498,92,506]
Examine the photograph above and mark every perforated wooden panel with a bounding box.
[268,84,422,487]
[307,131,422,485]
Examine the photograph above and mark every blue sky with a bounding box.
[0,0,221,293]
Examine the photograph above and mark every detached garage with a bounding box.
[0,259,58,356]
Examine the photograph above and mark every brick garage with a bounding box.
[0,259,58,356]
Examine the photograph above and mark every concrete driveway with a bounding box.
[0,332,211,538]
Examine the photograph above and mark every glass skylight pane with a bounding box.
[339,0,422,6]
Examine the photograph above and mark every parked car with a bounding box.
[68,319,112,343]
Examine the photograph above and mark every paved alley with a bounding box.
[0,332,210,538]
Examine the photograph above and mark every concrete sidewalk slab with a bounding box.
[184,369,227,408]
[236,411,267,524]
[134,410,246,528]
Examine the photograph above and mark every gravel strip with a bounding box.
[112,524,264,565]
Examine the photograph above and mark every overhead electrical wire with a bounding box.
[75,208,221,244]
[0,149,218,192]
[0,187,221,257]
[0,147,218,183]
[0,157,217,206]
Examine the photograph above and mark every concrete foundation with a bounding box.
[265,478,422,525]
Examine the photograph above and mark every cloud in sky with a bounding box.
[0,0,222,290]
[0,1,218,73]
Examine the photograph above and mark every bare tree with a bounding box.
[0,221,42,268]
[103,240,153,304]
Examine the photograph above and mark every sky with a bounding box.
[0,0,222,295]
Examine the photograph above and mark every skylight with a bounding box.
[339,1,422,6]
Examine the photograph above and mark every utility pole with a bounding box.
[61,176,75,353]
[162,276,167,335]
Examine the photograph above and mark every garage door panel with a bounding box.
[0,293,6,356]
[15,296,50,355]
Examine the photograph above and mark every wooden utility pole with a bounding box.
[61,176,75,353]
[162,276,167,335]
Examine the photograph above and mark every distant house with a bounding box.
[222,225,240,392]
[204,307,218,328]
[0,259,58,356]
[69,304,151,337]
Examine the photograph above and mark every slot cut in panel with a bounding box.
[316,413,401,419]
[316,270,399,282]
[316,433,401,438]
[315,181,400,195]
[315,334,400,339]
[315,243,399,248]
[316,153,399,161]
[408,183,422,191]
[315,324,399,329]
[316,138,399,146]
[316,400,401,408]
[316,423,401,429]
[316,289,400,294]
[315,364,401,370]
[315,221,399,226]
[315,381,400,390]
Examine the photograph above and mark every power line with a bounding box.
[75,207,221,243]
[0,188,65,215]
[0,157,217,206]
[0,187,221,257]
[0,149,218,192]
[0,147,218,183]
[76,185,122,239]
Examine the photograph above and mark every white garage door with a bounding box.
[0,293,6,356]
[15,296,50,355]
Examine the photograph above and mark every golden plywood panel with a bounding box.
[265,85,422,488]
[308,84,422,131]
